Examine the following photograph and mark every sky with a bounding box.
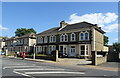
[1,2,118,45]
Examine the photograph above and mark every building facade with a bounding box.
[36,21,106,58]
[0,37,8,52]
[4,33,36,54]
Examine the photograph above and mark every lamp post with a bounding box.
[33,43,36,59]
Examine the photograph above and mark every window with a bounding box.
[50,36,52,42]
[80,45,89,56]
[85,32,89,40]
[38,37,43,43]
[24,39,28,44]
[81,45,85,55]
[53,36,56,42]
[60,33,68,42]
[64,34,68,41]
[80,32,84,40]
[49,46,52,54]
[44,36,48,43]
[50,35,56,43]
[86,45,89,55]
[61,34,64,42]
[71,33,76,41]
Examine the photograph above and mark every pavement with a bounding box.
[6,55,119,72]
[1,56,119,78]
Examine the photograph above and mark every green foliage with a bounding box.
[15,28,36,37]
[113,43,120,52]
[104,35,109,46]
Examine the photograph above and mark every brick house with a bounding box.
[36,21,107,58]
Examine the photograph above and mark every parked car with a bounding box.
[1,51,5,55]
[51,51,68,58]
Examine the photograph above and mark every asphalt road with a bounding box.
[1,56,119,78]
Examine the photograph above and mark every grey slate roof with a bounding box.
[19,33,35,38]
[37,27,60,35]
[37,21,105,35]
[60,22,96,31]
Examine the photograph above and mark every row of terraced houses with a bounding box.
[1,21,108,58]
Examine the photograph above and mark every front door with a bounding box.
[70,46,75,57]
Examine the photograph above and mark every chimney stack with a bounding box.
[60,20,67,28]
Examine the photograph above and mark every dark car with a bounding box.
[51,51,68,58]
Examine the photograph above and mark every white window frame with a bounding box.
[49,36,52,43]
[39,37,43,43]
[64,33,68,42]
[53,36,56,42]
[60,34,64,42]
[71,32,76,41]
[84,31,89,40]
[44,36,48,43]
[79,32,84,41]
[79,45,89,56]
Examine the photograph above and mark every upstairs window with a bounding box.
[60,33,68,42]
[44,36,48,43]
[71,33,76,41]
[80,32,84,40]
[53,36,56,42]
[38,37,43,43]
[64,34,68,41]
[50,35,56,43]
[85,32,89,40]
[61,34,64,42]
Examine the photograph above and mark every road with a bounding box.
[1,56,119,78]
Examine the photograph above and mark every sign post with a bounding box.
[33,44,36,59]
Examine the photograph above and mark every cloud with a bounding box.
[0,25,9,30]
[67,12,118,32]
[103,23,118,32]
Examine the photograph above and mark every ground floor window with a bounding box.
[80,45,89,56]
[49,45,56,54]
[59,45,67,54]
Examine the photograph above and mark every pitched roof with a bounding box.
[37,21,105,35]
[19,33,36,38]
[60,21,96,31]
[37,27,60,35]
[5,33,36,41]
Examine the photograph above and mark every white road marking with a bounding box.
[3,66,41,69]
[14,68,65,71]
[25,71,85,75]
[13,70,34,78]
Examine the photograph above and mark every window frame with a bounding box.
[71,32,76,41]
[84,31,89,40]
[79,32,84,41]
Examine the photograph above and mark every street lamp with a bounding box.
[33,43,36,59]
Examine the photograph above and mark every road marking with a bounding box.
[13,70,34,78]
[14,68,65,71]
[25,71,85,75]
[3,66,41,69]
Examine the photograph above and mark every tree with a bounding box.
[113,43,120,52]
[104,35,109,46]
[15,28,36,37]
